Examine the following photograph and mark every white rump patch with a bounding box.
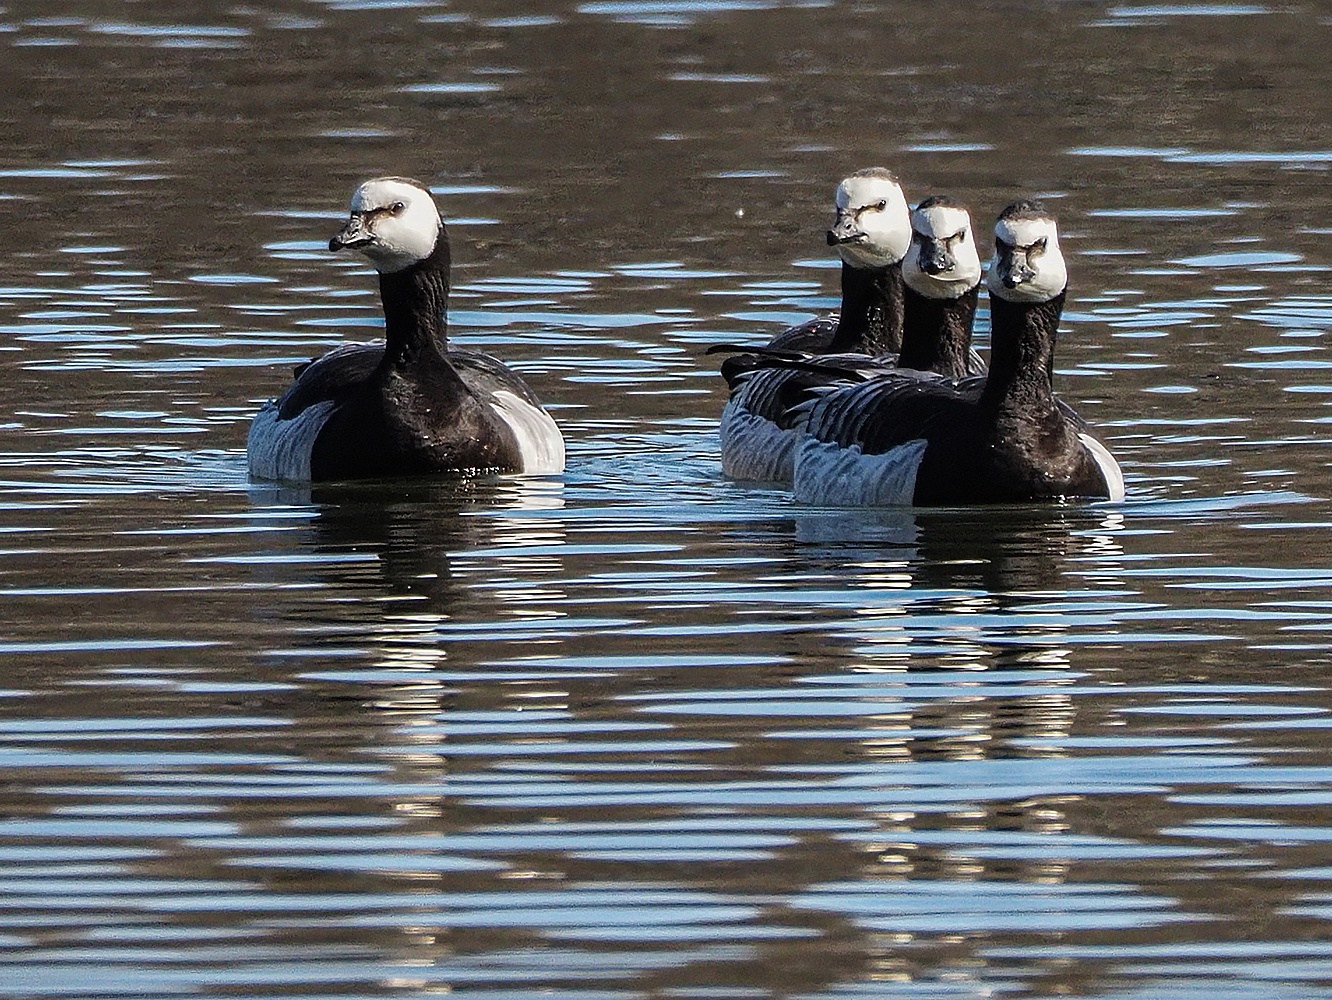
[793,436,928,507]
[719,398,801,483]
[1078,432,1125,502]
[491,390,565,475]
[246,399,336,483]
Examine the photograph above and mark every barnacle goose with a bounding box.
[247,177,564,482]
[716,181,986,483]
[791,200,1124,507]
[896,194,985,378]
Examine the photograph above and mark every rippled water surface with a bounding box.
[2,1,1332,997]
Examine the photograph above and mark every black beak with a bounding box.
[919,236,952,276]
[996,248,1036,289]
[826,212,863,247]
[329,215,373,252]
[1003,260,1036,288]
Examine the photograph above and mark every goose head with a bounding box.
[825,167,912,270]
[986,200,1067,303]
[902,195,982,299]
[329,176,443,273]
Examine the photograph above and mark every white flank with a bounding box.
[793,436,928,507]
[491,390,565,475]
[1078,432,1125,502]
[719,398,801,483]
[246,399,337,483]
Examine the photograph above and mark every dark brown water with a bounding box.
[2,1,1332,997]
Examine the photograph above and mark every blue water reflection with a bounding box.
[3,0,1332,998]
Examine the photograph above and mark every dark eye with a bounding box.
[953,229,967,244]
[874,200,887,211]
[390,201,406,215]
[1029,237,1047,257]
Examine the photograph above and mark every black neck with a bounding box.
[980,289,1065,414]
[377,232,452,371]
[897,283,980,376]
[827,261,905,354]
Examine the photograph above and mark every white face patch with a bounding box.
[830,173,912,269]
[340,177,442,273]
[986,215,1067,302]
[912,203,969,241]
[903,203,982,300]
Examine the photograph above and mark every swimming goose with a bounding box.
[770,193,987,378]
[792,200,1124,506]
[247,176,564,482]
[715,168,911,482]
[897,195,985,377]
[716,184,988,483]
[767,166,914,356]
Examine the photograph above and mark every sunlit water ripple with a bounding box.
[2,1,1332,998]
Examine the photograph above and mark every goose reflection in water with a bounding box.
[247,476,567,604]
[242,476,572,749]
[236,478,584,975]
[753,509,1200,988]
[783,504,1126,593]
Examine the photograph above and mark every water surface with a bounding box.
[2,1,1332,997]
